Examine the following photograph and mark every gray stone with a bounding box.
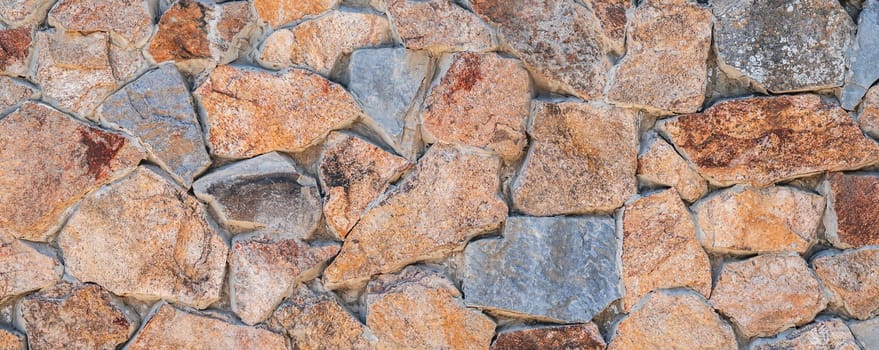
[749,318,861,350]
[97,63,211,188]
[841,0,879,110]
[849,318,879,350]
[0,76,38,116]
[463,216,621,323]
[193,152,321,239]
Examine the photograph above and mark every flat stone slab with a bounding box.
[637,132,708,203]
[48,0,153,47]
[254,0,338,28]
[841,0,879,109]
[849,318,879,350]
[813,247,879,320]
[387,0,496,53]
[0,233,62,303]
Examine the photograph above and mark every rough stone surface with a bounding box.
[608,290,737,350]
[19,283,137,350]
[512,101,638,216]
[750,319,861,350]
[0,0,53,26]
[0,27,30,76]
[387,0,495,53]
[859,85,879,138]
[97,63,210,187]
[0,233,61,302]
[58,167,228,309]
[254,0,338,28]
[813,247,879,320]
[366,267,496,350]
[710,253,828,338]
[324,144,507,290]
[713,0,854,93]
[693,185,824,255]
[319,132,412,238]
[491,323,606,350]
[126,303,287,350]
[193,152,321,238]
[48,0,153,47]
[659,95,879,187]
[0,327,23,350]
[849,318,879,350]
[463,216,621,323]
[0,75,38,115]
[422,52,531,161]
[621,189,711,311]
[195,65,362,159]
[0,102,143,241]
[822,172,879,248]
[637,133,708,203]
[841,0,879,110]
[149,0,256,66]
[583,0,630,55]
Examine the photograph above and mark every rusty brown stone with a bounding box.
[637,133,708,203]
[0,27,30,76]
[813,247,879,320]
[491,323,606,350]
[859,85,879,138]
[659,94,879,187]
[750,318,861,350]
[48,0,153,47]
[823,172,879,248]
[0,327,24,350]
[0,233,62,303]
[0,75,39,115]
[387,0,496,53]
[148,0,211,62]
[584,0,630,55]
[254,0,338,28]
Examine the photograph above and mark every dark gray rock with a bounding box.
[841,0,879,109]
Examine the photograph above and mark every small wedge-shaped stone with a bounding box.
[512,101,638,216]
[0,27,31,76]
[193,152,321,238]
[750,318,861,350]
[19,283,137,350]
[366,267,496,350]
[0,233,61,302]
[195,65,362,159]
[254,0,338,28]
[319,132,412,238]
[850,318,879,350]
[859,86,879,138]
[822,173,879,248]
[813,247,879,320]
[323,144,507,290]
[148,0,257,65]
[841,0,879,110]
[0,76,38,115]
[229,231,340,325]
[609,290,737,350]
[659,95,879,187]
[0,102,143,241]
[463,216,621,323]
[58,167,228,309]
[126,303,287,350]
[387,0,495,53]
[492,323,606,350]
[637,133,708,203]
[422,52,531,162]
[0,327,23,350]
[710,253,828,338]
[48,0,153,47]
[0,0,53,26]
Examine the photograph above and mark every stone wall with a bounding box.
[0,0,878,349]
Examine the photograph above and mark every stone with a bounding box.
[750,319,861,350]
[822,173,879,248]
[126,303,287,350]
[149,0,256,66]
[583,0,630,55]
[607,0,712,115]
[0,234,61,302]
[621,189,711,311]
[97,63,210,187]
[0,327,23,350]
[254,0,338,28]
[849,318,879,350]
[0,27,30,76]
[0,76,38,116]
[193,152,322,238]
[710,253,828,338]
[0,102,143,241]
[319,132,412,238]
[422,52,531,162]
[713,0,854,93]
[659,94,879,187]
[470,0,612,99]
[0,0,53,26]
[366,267,496,350]
[608,290,737,350]
[693,185,824,255]
[57,167,228,309]
[491,323,606,350]
[859,85,879,137]
[323,144,507,290]
[637,133,708,203]
[387,0,496,53]
[258,10,393,76]
[511,101,638,216]
[48,0,153,47]
[813,247,879,320]
[195,65,363,159]
[841,0,879,110]
[463,216,621,323]
[212,1,258,64]
[229,231,340,325]
[19,283,137,350]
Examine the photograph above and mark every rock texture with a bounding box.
[0,0,53,26]
[822,172,879,248]
[850,318,879,350]
[0,76,39,115]
[0,26,30,76]
[270,284,377,350]
[254,0,338,28]
[387,0,495,53]
[813,247,879,320]
[859,85,879,137]
[0,327,24,350]
[491,323,606,350]
[583,0,630,54]
[637,133,708,203]
[750,319,861,350]
[0,233,62,302]
[48,0,153,47]
[841,0,879,110]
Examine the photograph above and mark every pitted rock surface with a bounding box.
[387,0,496,53]
[491,323,606,350]
[813,247,879,320]
[750,319,861,350]
[822,172,879,248]
[48,0,153,47]
[0,26,31,76]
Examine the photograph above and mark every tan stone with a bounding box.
[126,303,287,350]
[0,27,30,76]
[57,167,228,309]
[659,94,879,187]
[19,283,137,350]
[0,0,53,27]
[859,85,879,138]
[387,0,495,53]
[48,0,153,47]
[422,52,531,162]
[0,233,61,302]
[0,102,143,241]
[710,253,828,338]
[0,327,24,350]
[751,319,861,350]
[0,76,38,115]
[584,0,631,55]
[492,323,606,350]
[813,247,879,320]
[194,65,362,159]
[323,144,507,290]
[621,189,711,311]
[366,267,495,350]
[637,133,708,203]
[319,132,412,238]
[511,101,638,216]
[822,173,879,248]
[254,0,338,28]
[693,185,824,255]
[608,290,737,350]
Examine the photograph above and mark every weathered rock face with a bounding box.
[19,283,137,350]
[270,284,377,350]
[859,85,879,138]
[710,254,828,338]
[822,173,879,248]
[512,101,638,216]
[659,95,879,187]
[126,303,287,350]
[323,144,507,290]
[463,216,621,322]
[583,0,630,55]
[0,26,31,76]
[0,102,143,241]
[193,152,322,238]
[637,133,708,203]
[387,0,495,53]
[621,189,711,311]
[849,318,879,350]
[0,233,61,302]
[813,247,879,320]
[841,0,879,110]
[422,52,531,162]
[319,132,412,238]
[0,76,38,115]
[48,0,152,47]
[0,327,24,350]
[0,0,53,27]
[750,318,861,350]
[254,0,338,28]
[608,290,737,350]
[58,167,228,309]
[366,267,496,350]
[491,323,606,350]
[194,65,362,159]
